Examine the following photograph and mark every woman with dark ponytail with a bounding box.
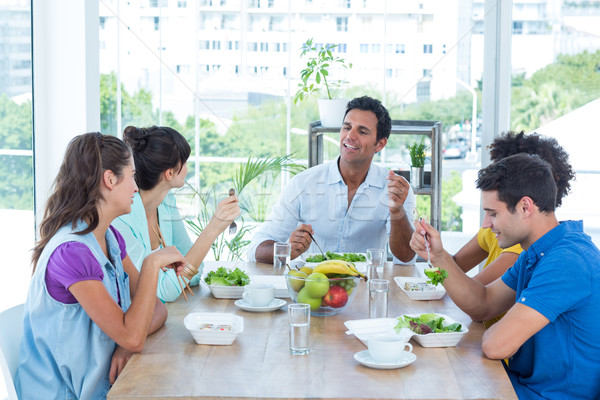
[15,132,186,400]
[113,126,240,302]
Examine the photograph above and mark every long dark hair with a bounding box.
[122,125,191,191]
[32,132,132,270]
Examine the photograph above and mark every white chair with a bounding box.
[0,304,24,400]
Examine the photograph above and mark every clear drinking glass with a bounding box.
[273,242,291,275]
[366,248,385,280]
[369,279,389,318]
[288,303,310,355]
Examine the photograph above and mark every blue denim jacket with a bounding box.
[15,221,131,400]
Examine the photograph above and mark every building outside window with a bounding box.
[336,17,348,32]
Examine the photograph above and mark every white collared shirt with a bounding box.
[248,157,416,264]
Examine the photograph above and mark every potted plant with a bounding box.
[293,38,352,127]
[185,154,304,261]
[407,138,428,189]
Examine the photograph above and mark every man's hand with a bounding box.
[409,218,444,263]
[289,224,314,260]
[387,170,410,219]
[109,346,133,384]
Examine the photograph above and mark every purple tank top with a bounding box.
[45,225,128,304]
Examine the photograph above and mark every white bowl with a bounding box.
[401,313,468,348]
[301,253,367,272]
[207,284,244,299]
[344,313,468,348]
[394,276,446,301]
[184,312,243,345]
[207,275,290,299]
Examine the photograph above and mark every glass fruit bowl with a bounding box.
[284,272,360,316]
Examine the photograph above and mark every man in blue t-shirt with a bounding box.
[411,153,600,399]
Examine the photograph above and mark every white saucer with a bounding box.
[234,298,287,312]
[353,350,416,370]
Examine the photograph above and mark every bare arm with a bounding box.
[122,255,167,334]
[453,234,488,273]
[254,224,313,263]
[410,219,515,321]
[387,171,416,262]
[69,246,186,353]
[472,252,519,285]
[453,234,520,285]
[185,195,240,268]
[482,303,549,359]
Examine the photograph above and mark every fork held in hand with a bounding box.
[306,232,329,260]
[413,209,433,267]
[228,188,237,235]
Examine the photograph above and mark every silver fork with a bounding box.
[413,208,433,267]
[228,188,237,236]
[306,231,329,260]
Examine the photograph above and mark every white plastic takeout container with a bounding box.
[394,276,446,301]
[184,312,243,345]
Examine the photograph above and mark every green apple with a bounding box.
[297,287,322,311]
[304,272,330,297]
[287,270,308,292]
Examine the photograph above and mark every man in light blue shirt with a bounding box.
[249,96,416,264]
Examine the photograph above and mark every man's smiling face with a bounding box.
[481,190,527,249]
[339,108,386,167]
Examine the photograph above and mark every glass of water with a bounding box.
[366,248,385,280]
[369,279,389,318]
[273,242,291,275]
[288,303,310,355]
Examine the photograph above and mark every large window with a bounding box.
[97,0,600,253]
[0,0,34,324]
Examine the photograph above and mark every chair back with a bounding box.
[0,304,25,400]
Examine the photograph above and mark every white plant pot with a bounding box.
[318,98,349,127]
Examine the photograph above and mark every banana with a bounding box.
[313,260,358,276]
[346,262,367,280]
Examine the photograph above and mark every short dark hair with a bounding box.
[123,125,191,190]
[344,96,391,142]
[488,131,574,207]
[476,153,557,213]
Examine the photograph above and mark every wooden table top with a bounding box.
[108,261,517,400]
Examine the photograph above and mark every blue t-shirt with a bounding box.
[501,220,600,399]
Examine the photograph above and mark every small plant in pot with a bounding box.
[407,138,428,189]
[293,38,352,127]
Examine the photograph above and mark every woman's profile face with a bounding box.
[171,161,188,189]
[113,156,139,215]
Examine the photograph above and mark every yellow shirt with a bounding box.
[476,228,523,329]
[477,227,523,268]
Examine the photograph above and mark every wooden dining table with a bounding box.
[108,261,517,400]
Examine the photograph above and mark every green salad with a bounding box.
[424,267,448,287]
[305,251,366,263]
[204,267,250,286]
[394,313,462,335]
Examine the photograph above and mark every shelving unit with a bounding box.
[307,119,442,231]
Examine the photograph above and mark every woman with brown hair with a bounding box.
[15,132,186,399]
[113,125,240,302]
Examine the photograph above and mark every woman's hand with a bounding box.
[208,194,241,234]
[147,246,187,274]
[109,346,133,384]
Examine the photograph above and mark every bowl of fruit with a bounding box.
[285,260,364,316]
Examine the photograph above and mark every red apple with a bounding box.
[322,285,348,308]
